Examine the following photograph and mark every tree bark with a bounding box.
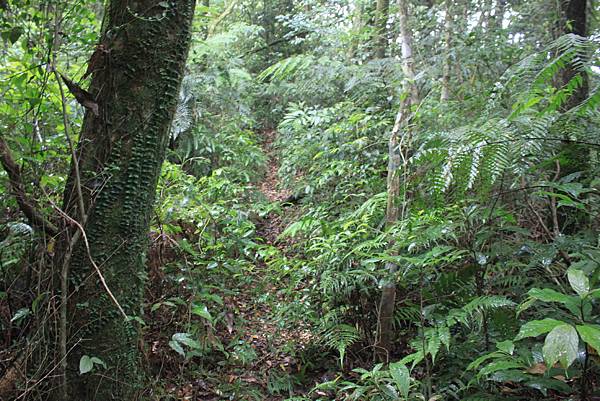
[440,0,453,101]
[560,0,588,109]
[348,1,364,60]
[398,0,419,105]
[56,0,196,399]
[376,0,418,362]
[375,0,390,59]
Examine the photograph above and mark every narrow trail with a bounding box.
[148,129,314,400]
[212,129,311,400]
[256,129,291,244]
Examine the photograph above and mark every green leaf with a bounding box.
[79,355,94,374]
[389,362,410,398]
[380,384,398,399]
[168,340,185,356]
[527,288,571,304]
[466,351,504,371]
[567,269,589,297]
[8,27,24,44]
[126,315,146,326]
[191,303,213,322]
[427,329,441,363]
[524,288,580,316]
[438,325,450,351]
[172,332,201,349]
[479,360,525,377]
[89,357,106,369]
[496,340,514,355]
[588,289,600,298]
[526,377,572,395]
[576,324,600,354]
[515,319,565,341]
[79,355,105,374]
[10,308,31,323]
[542,324,578,368]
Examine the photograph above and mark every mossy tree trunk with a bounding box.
[56,0,196,399]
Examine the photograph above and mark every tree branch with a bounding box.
[207,0,238,37]
[0,135,58,236]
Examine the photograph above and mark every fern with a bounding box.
[414,32,600,199]
[321,323,361,368]
[447,295,515,328]
[258,55,316,82]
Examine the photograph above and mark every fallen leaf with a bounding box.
[526,363,546,375]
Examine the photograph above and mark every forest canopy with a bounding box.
[0,0,599,400]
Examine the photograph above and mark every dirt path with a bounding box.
[256,129,291,245]
[150,130,311,400]
[211,130,310,399]
[259,130,291,204]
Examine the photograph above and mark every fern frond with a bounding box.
[258,55,316,82]
[321,323,361,368]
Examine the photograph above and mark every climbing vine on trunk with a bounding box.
[54,0,196,399]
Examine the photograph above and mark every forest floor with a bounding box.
[210,130,313,400]
[150,130,320,400]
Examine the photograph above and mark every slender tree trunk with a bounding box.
[207,0,238,37]
[55,0,196,399]
[376,0,418,362]
[487,0,506,31]
[440,0,453,101]
[560,0,588,109]
[348,1,364,60]
[375,0,390,59]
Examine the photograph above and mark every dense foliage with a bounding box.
[1,0,599,400]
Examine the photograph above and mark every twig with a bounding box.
[522,179,571,266]
[244,30,311,56]
[206,0,238,37]
[51,67,87,223]
[14,340,81,401]
[550,160,561,237]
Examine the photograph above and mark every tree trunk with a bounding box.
[376,0,418,362]
[375,0,390,59]
[348,1,364,60]
[560,0,588,109]
[487,0,506,31]
[56,0,196,399]
[207,0,238,37]
[440,0,453,101]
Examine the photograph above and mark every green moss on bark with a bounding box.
[57,1,196,399]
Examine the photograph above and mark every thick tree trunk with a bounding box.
[56,0,196,399]
[376,0,418,362]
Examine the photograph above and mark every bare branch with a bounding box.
[0,135,58,236]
